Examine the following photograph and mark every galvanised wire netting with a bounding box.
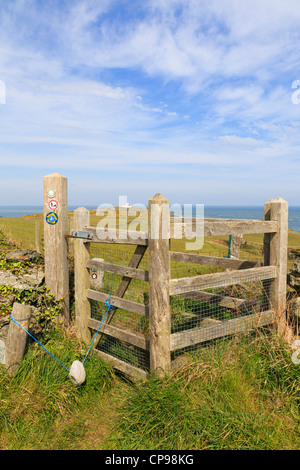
[170,272,274,360]
[89,242,149,371]
[86,234,274,371]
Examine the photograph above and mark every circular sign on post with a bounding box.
[47,189,56,198]
[46,212,59,225]
[48,199,59,211]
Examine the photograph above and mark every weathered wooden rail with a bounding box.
[72,195,288,380]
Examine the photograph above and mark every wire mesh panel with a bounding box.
[88,242,149,372]
[89,242,149,303]
[170,272,275,360]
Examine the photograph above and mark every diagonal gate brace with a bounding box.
[93,244,148,349]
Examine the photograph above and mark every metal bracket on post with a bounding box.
[71,229,94,240]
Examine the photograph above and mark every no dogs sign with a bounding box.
[48,199,59,211]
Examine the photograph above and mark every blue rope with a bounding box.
[82,294,117,365]
[10,294,117,372]
[10,313,69,372]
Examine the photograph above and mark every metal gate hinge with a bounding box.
[71,229,93,240]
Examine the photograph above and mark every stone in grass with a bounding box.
[69,360,86,386]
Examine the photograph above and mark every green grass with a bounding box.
[1,214,300,450]
[0,329,116,450]
[108,332,300,450]
[0,319,299,449]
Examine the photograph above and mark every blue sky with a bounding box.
[1,0,300,207]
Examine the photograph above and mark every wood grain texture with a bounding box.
[74,207,91,344]
[87,258,149,282]
[86,289,149,316]
[169,265,277,295]
[148,194,171,376]
[43,173,69,324]
[85,226,148,245]
[263,198,288,334]
[170,310,275,351]
[170,218,278,238]
[88,317,149,350]
[5,303,32,375]
[92,244,148,350]
[170,251,262,270]
[94,349,149,381]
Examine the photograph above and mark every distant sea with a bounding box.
[0,205,300,231]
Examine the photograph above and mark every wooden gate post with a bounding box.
[43,173,69,325]
[148,193,171,376]
[73,207,91,345]
[264,197,288,335]
[5,303,32,375]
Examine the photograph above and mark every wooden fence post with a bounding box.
[5,303,32,375]
[148,193,171,376]
[73,207,91,345]
[43,173,69,325]
[264,197,288,335]
[35,222,41,253]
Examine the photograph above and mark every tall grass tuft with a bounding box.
[0,328,115,449]
[109,331,300,450]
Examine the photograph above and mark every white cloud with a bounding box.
[0,0,300,205]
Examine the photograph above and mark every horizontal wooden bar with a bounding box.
[170,310,275,351]
[204,219,278,236]
[170,251,262,270]
[176,290,261,313]
[84,226,148,245]
[87,258,149,282]
[86,289,149,316]
[169,265,277,295]
[88,317,149,351]
[171,218,278,237]
[94,349,149,381]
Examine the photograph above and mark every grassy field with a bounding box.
[0,213,299,450]
[0,327,299,450]
[1,210,300,258]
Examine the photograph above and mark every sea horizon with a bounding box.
[1,204,300,231]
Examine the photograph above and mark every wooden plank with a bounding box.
[148,193,171,376]
[170,251,262,270]
[88,317,149,351]
[92,244,148,347]
[84,226,148,245]
[94,349,149,381]
[5,303,32,375]
[176,290,261,313]
[263,198,288,335]
[86,289,149,317]
[87,258,149,282]
[169,265,277,295]
[170,310,275,351]
[170,219,278,237]
[35,222,41,253]
[74,207,92,345]
[43,173,69,325]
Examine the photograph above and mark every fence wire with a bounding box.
[170,274,274,360]
[89,242,149,371]
[87,239,275,372]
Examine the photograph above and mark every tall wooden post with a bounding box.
[73,207,91,345]
[35,222,41,253]
[148,194,171,376]
[43,173,69,325]
[264,197,288,335]
[5,303,32,375]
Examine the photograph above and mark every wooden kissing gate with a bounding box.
[43,173,288,382]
